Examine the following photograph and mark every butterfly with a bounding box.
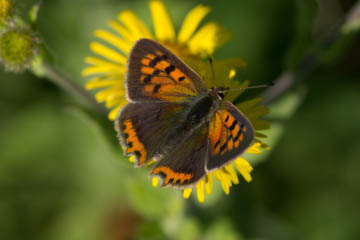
[115,38,254,188]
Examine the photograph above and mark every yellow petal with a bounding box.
[152,177,159,187]
[82,57,125,76]
[214,170,231,195]
[118,10,153,41]
[205,173,213,195]
[147,159,156,166]
[233,157,253,183]
[90,42,126,65]
[224,164,239,184]
[108,104,123,120]
[129,155,136,163]
[246,142,262,154]
[95,87,125,104]
[178,5,211,43]
[105,95,125,108]
[94,30,132,55]
[84,56,125,68]
[188,22,232,55]
[220,176,231,195]
[149,0,175,42]
[214,170,222,181]
[196,179,205,203]
[183,188,192,199]
[221,170,233,187]
[109,20,134,42]
[85,78,120,90]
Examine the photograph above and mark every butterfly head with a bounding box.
[208,86,230,101]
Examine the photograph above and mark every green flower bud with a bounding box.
[0,29,37,72]
[0,0,13,27]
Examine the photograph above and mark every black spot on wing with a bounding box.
[165,65,175,74]
[152,69,160,76]
[149,56,161,67]
[214,140,220,149]
[220,143,227,153]
[233,123,244,142]
[178,76,185,82]
[229,120,238,130]
[134,150,142,159]
[144,75,152,83]
[149,55,168,67]
[144,68,161,84]
[153,84,161,94]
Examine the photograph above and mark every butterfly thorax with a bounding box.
[181,87,225,133]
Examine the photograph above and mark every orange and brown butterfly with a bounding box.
[115,39,255,188]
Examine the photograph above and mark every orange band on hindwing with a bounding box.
[209,110,245,156]
[152,166,193,185]
[121,119,147,165]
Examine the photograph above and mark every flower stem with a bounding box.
[42,61,108,116]
[262,2,359,105]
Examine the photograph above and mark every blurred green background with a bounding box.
[1,0,360,239]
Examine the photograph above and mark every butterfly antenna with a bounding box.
[222,82,274,92]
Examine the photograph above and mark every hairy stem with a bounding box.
[262,2,359,105]
[42,62,108,116]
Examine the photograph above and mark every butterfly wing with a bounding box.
[206,101,255,171]
[126,38,206,102]
[150,124,209,188]
[115,101,187,167]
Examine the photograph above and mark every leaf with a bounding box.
[245,90,305,165]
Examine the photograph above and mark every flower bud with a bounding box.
[0,29,37,71]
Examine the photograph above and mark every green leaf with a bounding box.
[246,90,305,165]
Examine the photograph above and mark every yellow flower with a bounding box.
[83,0,232,120]
[83,0,270,203]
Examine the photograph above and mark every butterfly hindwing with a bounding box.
[206,101,255,171]
[150,124,209,188]
[115,101,187,167]
[126,38,206,102]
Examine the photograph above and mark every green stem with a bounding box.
[42,61,108,116]
[262,2,360,105]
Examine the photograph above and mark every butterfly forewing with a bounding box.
[126,39,206,102]
[206,101,255,171]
